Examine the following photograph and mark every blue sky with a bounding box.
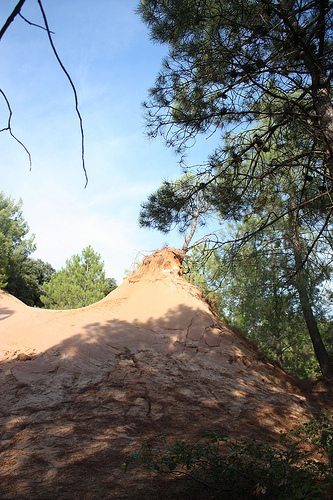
[1,0,217,283]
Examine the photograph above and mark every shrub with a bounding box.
[126,410,333,499]
[285,408,333,465]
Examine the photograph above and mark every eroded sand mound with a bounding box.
[0,248,328,499]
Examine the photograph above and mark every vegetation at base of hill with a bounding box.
[40,245,116,309]
[183,245,333,380]
[126,410,333,499]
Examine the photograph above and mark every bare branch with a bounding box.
[0,89,32,168]
[19,13,55,33]
[36,0,88,187]
[0,0,27,42]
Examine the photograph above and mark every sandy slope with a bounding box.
[0,248,214,355]
[0,248,330,499]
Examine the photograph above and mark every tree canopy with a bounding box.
[185,230,332,379]
[0,191,36,289]
[137,0,333,250]
[139,173,214,251]
[141,126,333,376]
[6,257,55,307]
[40,246,116,310]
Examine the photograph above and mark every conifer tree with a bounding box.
[41,246,114,309]
[0,191,36,289]
[140,115,333,376]
[138,0,333,253]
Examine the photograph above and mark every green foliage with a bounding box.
[106,277,117,293]
[181,123,333,378]
[124,258,143,277]
[0,191,36,290]
[184,240,332,379]
[139,173,213,250]
[286,409,333,464]
[6,258,55,307]
[138,0,333,182]
[126,412,333,499]
[139,182,185,234]
[183,246,226,318]
[320,320,333,362]
[41,245,114,309]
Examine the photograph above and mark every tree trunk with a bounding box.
[289,211,333,378]
[273,281,283,368]
[82,262,89,308]
[182,209,199,252]
[275,336,283,369]
[281,0,333,182]
[312,74,333,183]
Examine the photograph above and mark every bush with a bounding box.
[286,408,333,465]
[126,410,333,499]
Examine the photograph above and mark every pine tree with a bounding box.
[41,246,114,309]
[0,191,36,289]
[138,0,333,255]
[185,240,332,379]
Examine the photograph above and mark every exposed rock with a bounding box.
[0,248,331,499]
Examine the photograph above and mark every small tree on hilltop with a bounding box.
[139,173,214,251]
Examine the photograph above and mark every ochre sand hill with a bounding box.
[0,248,331,499]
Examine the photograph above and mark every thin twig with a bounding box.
[0,89,32,168]
[37,0,88,187]
[19,13,55,33]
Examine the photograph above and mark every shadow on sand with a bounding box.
[0,303,326,499]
